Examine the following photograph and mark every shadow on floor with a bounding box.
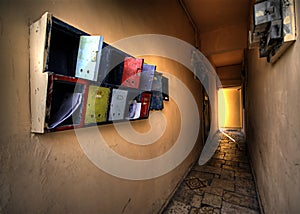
[162,131,260,214]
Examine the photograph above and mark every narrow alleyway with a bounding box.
[163,131,260,214]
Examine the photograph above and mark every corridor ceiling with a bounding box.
[183,0,251,68]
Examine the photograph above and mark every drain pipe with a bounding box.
[177,0,200,49]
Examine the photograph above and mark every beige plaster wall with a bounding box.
[246,2,300,212]
[217,64,242,87]
[0,0,204,213]
[200,23,248,56]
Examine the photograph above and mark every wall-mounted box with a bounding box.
[140,92,152,119]
[124,89,141,120]
[150,91,164,110]
[121,57,144,89]
[108,88,128,121]
[140,64,156,91]
[46,74,88,131]
[149,72,166,110]
[30,12,89,133]
[101,45,131,85]
[30,12,167,133]
[253,0,281,33]
[151,72,163,92]
[250,0,297,63]
[162,76,169,101]
[269,0,297,63]
[43,13,88,76]
[75,36,104,81]
[84,85,110,125]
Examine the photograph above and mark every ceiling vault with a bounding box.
[180,0,250,86]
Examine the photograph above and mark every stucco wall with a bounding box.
[246,2,300,213]
[0,0,204,213]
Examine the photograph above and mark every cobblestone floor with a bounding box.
[163,131,260,214]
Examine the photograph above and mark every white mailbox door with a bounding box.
[75,36,104,81]
[108,89,128,121]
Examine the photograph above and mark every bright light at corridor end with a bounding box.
[74,34,223,180]
[218,87,243,129]
[218,89,227,128]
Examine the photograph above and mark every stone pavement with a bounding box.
[162,131,261,214]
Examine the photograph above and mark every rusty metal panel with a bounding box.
[85,85,110,124]
[121,57,144,89]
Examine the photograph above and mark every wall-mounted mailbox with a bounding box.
[75,36,104,81]
[30,12,88,133]
[108,89,128,121]
[101,44,131,85]
[150,72,163,110]
[140,64,156,91]
[84,85,110,124]
[46,74,88,131]
[162,76,169,101]
[140,93,152,118]
[250,0,297,63]
[30,12,169,133]
[121,57,144,89]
